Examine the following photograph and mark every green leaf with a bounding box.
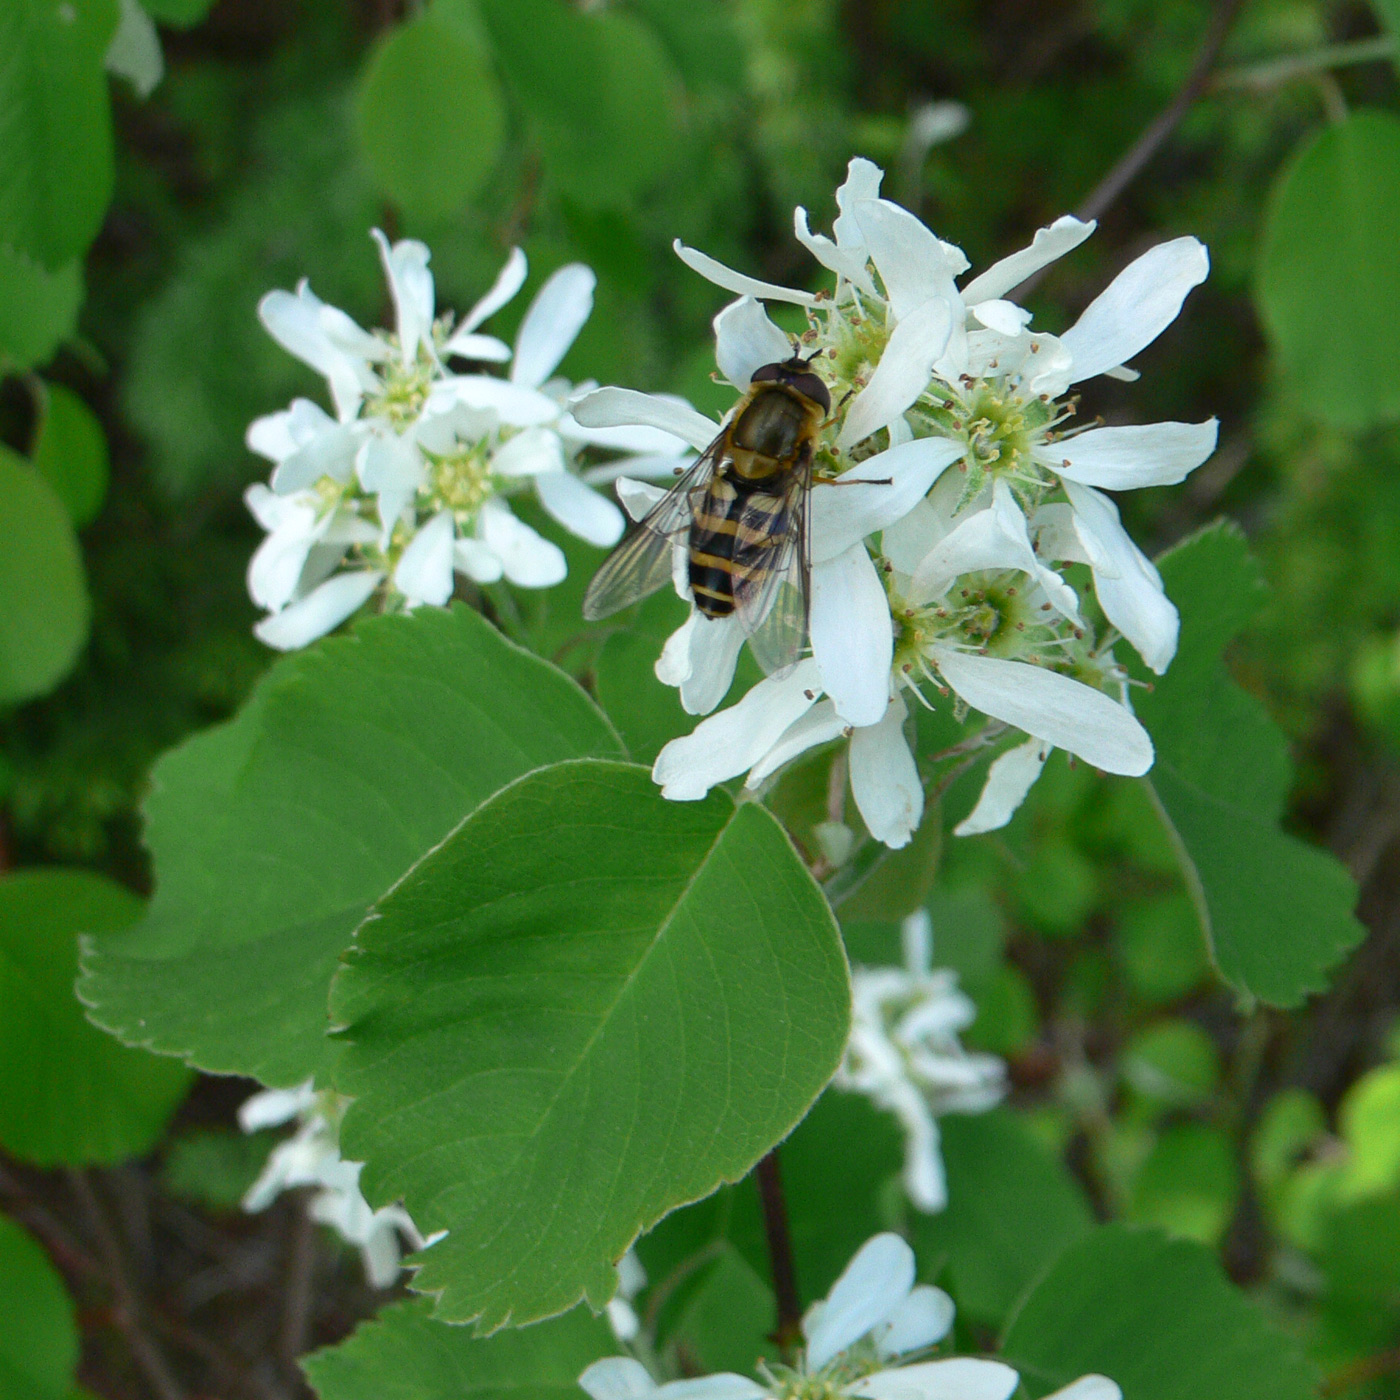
[1257,110,1400,429]
[1125,1123,1239,1246]
[0,244,81,371]
[910,1110,1093,1327]
[0,0,117,268]
[356,13,505,221]
[0,871,191,1167]
[139,0,213,26]
[161,1127,274,1210]
[79,606,625,1085]
[1114,893,1209,1005]
[1134,523,1364,1007]
[303,1296,613,1400]
[0,1215,78,1400]
[0,447,89,705]
[331,760,849,1330]
[1000,1226,1316,1400]
[1121,1019,1220,1108]
[479,0,681,208]
[30,382,108,527]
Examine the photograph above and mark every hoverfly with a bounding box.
[582,353,831,676]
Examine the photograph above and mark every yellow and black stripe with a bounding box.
[688,475,792,619]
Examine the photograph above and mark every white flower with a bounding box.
[605,1249,648,1343]
[579,1234,1119,1400]
[835,911,1005,1213]
[581,156,1208,846]
[238,1081,430,1289]
[246,231,689,649]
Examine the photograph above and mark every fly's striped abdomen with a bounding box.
[688,474,793,620]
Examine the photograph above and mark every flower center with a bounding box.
[426,445,495,520]
[366,344,435,428]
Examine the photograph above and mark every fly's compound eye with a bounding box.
[786,371,831,413]
[749,362,784,384]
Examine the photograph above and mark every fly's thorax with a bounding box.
[729,382,822,479]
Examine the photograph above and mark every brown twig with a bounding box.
[754,1151,803,1348]
[66,1170,187,1400]
[278,1195,318,1377]
[1013,0,1245,300]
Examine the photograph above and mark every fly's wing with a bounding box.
[732,471,811,678]
[581,439,722,621]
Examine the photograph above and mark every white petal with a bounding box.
[852,1359,1020,1400]
[970,299,1033,336]
[657,612,746,716]
[849,695,923,849]
[1061,237,1209,384]
[571,388,718,453]
[237,1082,316,1132]
[254,571,382,651]
[394,511,456,606]
[794,205,878,297]
[811,438,965,564]
[805,1233,915,1371]
[453,537,504,584]
[877,1284,956,1356]
[442,332,512,363]
[833,158,885,249]
[851,199,960,324]
[561,418,691,455]
[929,646,1153,775]
[960,215,1096,305]
[493,426,566,477]
[579,1358,656,1400]
[882,496,952,576]
[657,1380,767,1400]
[1064,481,1179,674]
[246,503,322,611]
[652,661,823,800]
[838,297,953,450]
[1043,1380,1122,1400]
[811,545,893,726]
[746,699,848,787]
[673,239,817,306]
[371,229,434,359]
[615,475,669,522]
[258,285,375,421]
[909,479,1080,624]
[1028,502,1089,566]
[478,500,567,587]
[459,246,528,334]
[1037,419,1217,490]
[439,376,561,427]
[270,422,361,493]
[953,738,1051,836]
[713,297,793,389]
[247,402,313,462]
[536,470,624,547]
[512,263,595,388]
[357,431,425,494]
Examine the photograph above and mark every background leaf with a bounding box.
[331,760,850,1330]
[30,382,109,528]
[303,1297,612,1400]
[355,13,505,221]
[0,0,117,268]
[1135,524,1364,1007]
[1257,110,1400,429]
[0,870,191,1166]
[0,1215,78,1400]
[0,245,81,372]
[79,606,624,1084]
[1000,1226,1315,1400]
[0,448,89,706]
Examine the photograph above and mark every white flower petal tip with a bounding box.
[459,246,528,337]
[673,238,818,306]
[536,469,624,548]
[851,1358,1021,1400]
[513,263,596,389]
[579,1358,657,1400]
[237,1082,316,1133]
[804,1232,917,1371]
[837,297,953,450]
[850,697,923,850]
[615,476,669,523]
[713,297,793,389]
[811,544,893,727]
[930,646,1153,776]
[371,228,434,359]
[954,739,1051,837]
[571,388,718,453]
[960,214,1096,305]
[479,501,567,588]
[878,1284,956,1356]
[1062,236,1209,384]
[1039,418,1218,490]
[254,571,382,651]
[1043,1379,1123,1400]
[393,511,456,607]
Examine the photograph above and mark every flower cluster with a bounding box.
[835,910,1005,1213]
[574,158,1215,846]
[245,231,688,649]
[580,1233,1118,1400]
[238,1081,431,1288]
